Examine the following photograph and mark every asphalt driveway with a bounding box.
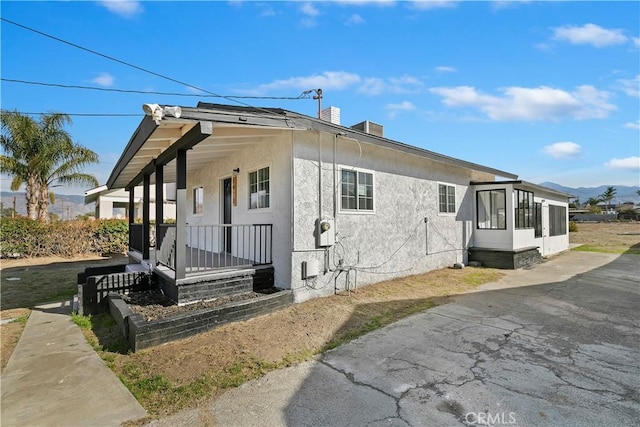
[151,252,640,427]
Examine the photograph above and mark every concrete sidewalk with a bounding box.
[1,300,146,426]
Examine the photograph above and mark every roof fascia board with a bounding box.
[125,121,213,190]
[107,116,158,189]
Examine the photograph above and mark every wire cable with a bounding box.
[6,111,141,117]
[0,18,296,116]
[1,78,313,100]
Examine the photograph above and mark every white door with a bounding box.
[542,204,550,256]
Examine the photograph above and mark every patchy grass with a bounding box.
[0,308,31,373]
[0,254,128,311]
[82,266,503,417]
[570,222,640,255]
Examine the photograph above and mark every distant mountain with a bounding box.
[1,192,93,219]
[538,182,640,204]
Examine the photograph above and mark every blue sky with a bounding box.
[1,0,639,195]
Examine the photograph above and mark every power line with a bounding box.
[0,18,294,116]
[1,78,312,100]
[12,111,141,117]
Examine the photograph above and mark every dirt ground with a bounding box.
[570,221,640,253]
[0,308,31,372]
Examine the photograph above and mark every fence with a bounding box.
[78,271,150,315]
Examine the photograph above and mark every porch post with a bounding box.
[142,174,151,260]
[175,149,187,280]
[127,186,135,251]
[155,163,164,265]
[155,163,164,224]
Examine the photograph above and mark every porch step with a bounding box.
[156,269,256,305]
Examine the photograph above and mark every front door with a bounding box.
[222,178,232,253]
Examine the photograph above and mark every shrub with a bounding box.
[569,221,578,232]
[0,217,128,258]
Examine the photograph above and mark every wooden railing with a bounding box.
[156,224,177,270]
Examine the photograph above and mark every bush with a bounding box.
[569,221,578,232]
[0,217,129,258]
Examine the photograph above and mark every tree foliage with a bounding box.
[0,110,99,221]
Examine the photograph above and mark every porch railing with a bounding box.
[155,223,272,274]
[129,223,144,253]
[186,224,272,272]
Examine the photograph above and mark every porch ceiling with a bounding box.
[112,119,286,188]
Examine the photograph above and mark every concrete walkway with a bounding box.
[1,300,146,426]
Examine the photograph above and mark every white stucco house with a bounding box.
[106,103,570,303]
[85,184,177,220]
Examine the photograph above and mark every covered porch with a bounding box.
[108,104,293,302]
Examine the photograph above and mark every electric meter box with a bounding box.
[316,218,335,247]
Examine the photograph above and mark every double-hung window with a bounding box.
[249,166,270,210]
[438,183,456,214]
[341,169,374,211]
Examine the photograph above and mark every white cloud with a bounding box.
[300,2,320,17]
[409,1,458,10]
[333,0,395,6]
[386,100,416,110]
[605,157,640,170]
[360,75,424,95]
[624,120,640,130]
[429,84,616,121]
[92,72,115,87]
[633,37,640,47]
[98,0,143,18]
[492,1,531,10]
[185,86,204,94]
[552,23,628,47]
[345,14,365,25]
[299,2,320,27]
[252,71,361,94]
[543,142,582,159]
[435,66,457,73]
[385,100,416,118]
[618,75,639,97]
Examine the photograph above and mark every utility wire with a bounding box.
[11,111,141,117]
[0,18,296,116]
[1,78,312,100]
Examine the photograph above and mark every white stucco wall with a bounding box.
[290,130,495,302]
[184,132,294,289]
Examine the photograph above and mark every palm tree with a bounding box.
[599,186,617,211]
[1,110,99,221]
[586,197,601,206]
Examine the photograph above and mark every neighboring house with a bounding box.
[85,184,177,220]
[106,103,570,303]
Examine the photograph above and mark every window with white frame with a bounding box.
[477,189,506,229]
[341,169,374,211]
[193,186,204,214]
[438,183,456,214]
[249,166,270,209]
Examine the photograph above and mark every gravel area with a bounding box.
[122,288,278,321]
